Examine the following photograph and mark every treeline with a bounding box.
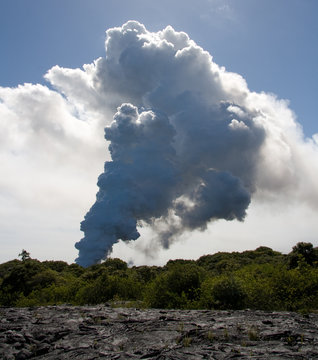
[0,242,318,311]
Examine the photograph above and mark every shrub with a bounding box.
[200,275,246,310]
[144,263,204,308]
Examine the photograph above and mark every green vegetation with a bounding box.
[0,242,317,311]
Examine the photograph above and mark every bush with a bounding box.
[75,272,142,305]
[200,275,246,310]
[144,263,204,309]
[0,259,45,304]
[0,242,317,310]
[270,265,318,311]
[235,263,278,310]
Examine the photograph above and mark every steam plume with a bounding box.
[1,22,317,266]
[74,21,268,266]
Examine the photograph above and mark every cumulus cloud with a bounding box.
[1,21,317,266]
[0,82,105,262]
[70,21,317,266]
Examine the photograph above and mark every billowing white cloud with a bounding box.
[0,83,105,262]
[1,21,317,265]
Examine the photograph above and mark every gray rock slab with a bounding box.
[0,306,317,359]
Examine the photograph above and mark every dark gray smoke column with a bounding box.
[75,21,265,267]
[75,104,179,266]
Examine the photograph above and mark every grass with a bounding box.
[248,326,259,341]
[183,336,192,347]
[207,330,215,341]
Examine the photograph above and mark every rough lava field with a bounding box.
[0,305,318,359]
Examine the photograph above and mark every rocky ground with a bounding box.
[0,305,317,359]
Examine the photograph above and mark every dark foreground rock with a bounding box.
[0,306,317,359]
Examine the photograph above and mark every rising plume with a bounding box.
[2,21,317,266]
[64,21,316,267]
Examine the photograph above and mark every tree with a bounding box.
[287,242,317,269]
[18,250,30,262]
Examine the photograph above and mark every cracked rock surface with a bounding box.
[0,305,317,359]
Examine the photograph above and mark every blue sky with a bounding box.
[1,0,318,265]
[1,0,317,136]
